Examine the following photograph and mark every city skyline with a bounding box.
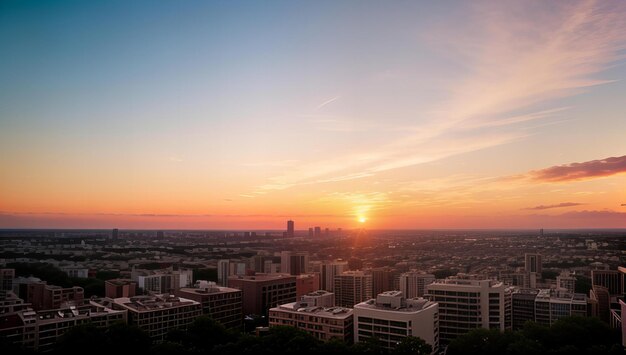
[2,0,626,229]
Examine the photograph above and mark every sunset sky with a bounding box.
[1,0,626,229]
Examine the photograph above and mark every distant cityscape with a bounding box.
[0,223,624,353]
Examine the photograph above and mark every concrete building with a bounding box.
[175,280,242,330]
[354,291,439,353]
[269,301,353,343]
[300,290,335,307]
[425,279,512,345]
[321,260,348,292]
[0,300,126,352]
[556,271,576,294]
[218,259,230,286]
[399,271,435,298]
[334,271,372,307]
[102,294,202,342]
[105,279,137,299]
[372,267,400,296]
[296,273,320,298]
[280,251,309,275]
[592,269,624,296]
[1,269,15,291]
[228,273,296,316]
[13,277,84,311]
[512,288,589,329]
[287,220,295,237]
[61,267,89,279]
[525,253,542,274]
[619,300,626,347]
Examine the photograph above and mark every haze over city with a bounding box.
[1,0,626,230]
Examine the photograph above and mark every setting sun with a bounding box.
[358,216,367,223]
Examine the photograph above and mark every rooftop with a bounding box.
[273,302,353,319]
[113,294,199,312]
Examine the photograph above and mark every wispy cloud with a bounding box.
[256,0,626,192]
[530,155,626,182]
[316,96,340,110]
[523,202,584,210]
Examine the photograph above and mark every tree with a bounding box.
[392,336,432,355]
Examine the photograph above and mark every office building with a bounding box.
[103,294,202,342]
[13,277,84,311]
[512,289,589,329]
[321,260,348,292]
[525,253,542,274]
[280,251,309,275]
[0,300,126,352]
[371,267,400,296]
[1,269,15,291]
[228,273,296,316]
[111,228,119,240]
[287,220,294,237]
[296,273,320,298]
[105,279,137,299]
[334,271,372,307]
[269,301,353,343]
[218,259,230,287]
[314,227,321,237]
[399,271,435,298]
[354,291,439,353]
[591,270,624,296]
[556,271,576,294]
[300,290,335,307]
[425,279,512,345]
[175,280,242,330]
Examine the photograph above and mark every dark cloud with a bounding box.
[524,202,584,210]
[530,155,626,182]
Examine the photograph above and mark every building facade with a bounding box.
[354,291,439,353]
[334,271,372,308]
[269,301,353,343]
[228,273,297,316]
[425,279,512,345]
[175,281,242,330]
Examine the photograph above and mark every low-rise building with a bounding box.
[175,281,242,330]
[100,294,202,342]
[228,273,296,316]
[0,300,126,352]
[269,301,353,343]
[353,291,439,353]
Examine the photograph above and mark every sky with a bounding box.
[1,0,626,230]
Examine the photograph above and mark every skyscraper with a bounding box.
[287,220,294,237]
[314,226,321,237]
[111,228,119,241]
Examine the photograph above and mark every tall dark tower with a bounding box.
[287,220,294,237]
[111,228,119,241]
[157,230,164,240]
[540,228,544,237]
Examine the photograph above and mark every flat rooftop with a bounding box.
[272,302,353,319]
[113,295,199,312]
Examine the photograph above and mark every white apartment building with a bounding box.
[399,272,435,298]
[425,278,512,345]
[353,291,439,353]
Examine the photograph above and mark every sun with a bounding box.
[358,216,367,223]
